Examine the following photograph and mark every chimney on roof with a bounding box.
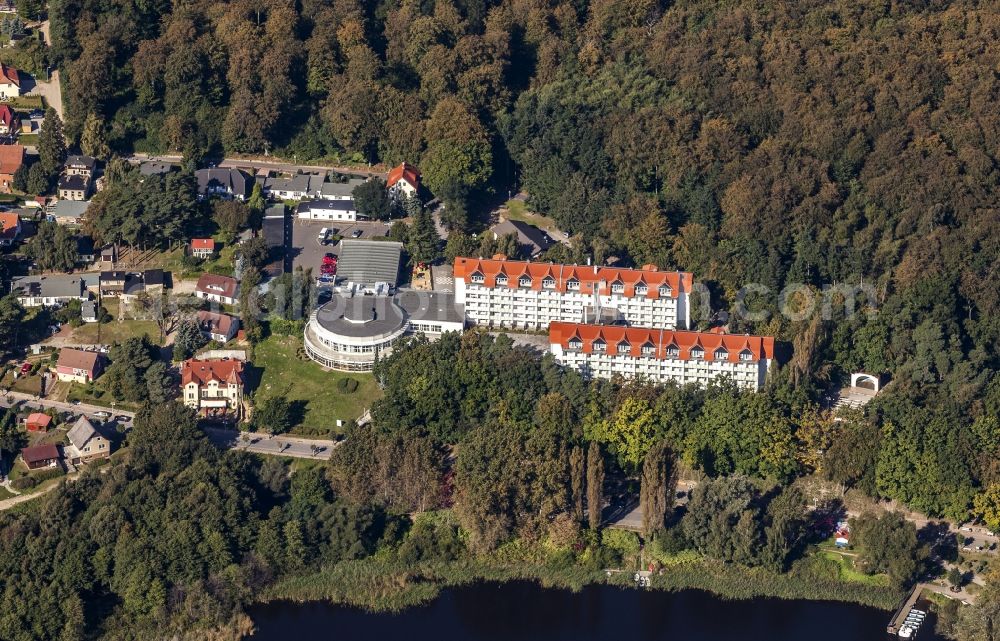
[492,253,507,261]
[641,264,659,272]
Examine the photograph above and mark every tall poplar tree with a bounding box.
[586,441,604,530]
[640,441,678,538]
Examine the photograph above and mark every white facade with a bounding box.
[550,344,770,391]
[296,200,358,221]
[548,323,774,391]
[0,81,19,100]
[453,258,693,331]
[456,278,689,330]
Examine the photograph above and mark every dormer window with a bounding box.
[592,339,606,352]
[641,342,656,355]
[610,281,624,294]
[542,277,555,289]
[665,345,680,358]
[567,278,580,291]
[617,340,630,353]
[470,272,485,284]
[659,285,672,297]
[635,284,648,296]
[568,338,583,350]
[496,274,508,286]
[714,348,728,360]
[739,349,754,361]
[518,276,532,288]
[691,347,705,359]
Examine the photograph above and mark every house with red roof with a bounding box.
[0,143,23,193]
[180,358,245,418]
[194,273,239,306]
[0,211,20,246]
[0,104,18,135]
[190,238,216,259]
[548,322,775,390]
[454,256,694,331]
[55,348,104,384]
[387,162,420,200]
[0,63,20,100]
[25,412,52,432]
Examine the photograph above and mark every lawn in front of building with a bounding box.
[65,299,162,346]
[252,335,381,437]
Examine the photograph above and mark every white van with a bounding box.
[317,227,330,242]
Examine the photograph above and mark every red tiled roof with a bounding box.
[196,310,237,336]
[180,358,244,386]
[26,412,52,427]
[0,63,19,87]
[0,144,23,175]
[0,212,18,238]
[387,162,420,188]
[21,444,59,464]
[191,238,215,250]
[454,257,694,299]
[549,322,775,362]
[0,104,15,128]
[195,273,238,299]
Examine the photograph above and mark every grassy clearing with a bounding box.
[818,550,891,587]
[66,299,162,345]
[503,199,564,235]
[18,133,39,146]
[152,242,239,279]
[252,335,382,436]
[8,95,43,110]
[0,486,15,500]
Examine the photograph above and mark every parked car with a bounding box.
[351,229,363,238]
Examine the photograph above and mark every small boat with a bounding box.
[899,626,914,639]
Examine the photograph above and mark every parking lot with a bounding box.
[290,218,392,275]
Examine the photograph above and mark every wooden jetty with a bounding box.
[887,585,924,635]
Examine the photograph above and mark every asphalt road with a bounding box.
[0,390,133,425]
[128,153,384,179]
[203,427,337,460]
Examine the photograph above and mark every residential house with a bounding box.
[65,416,111,464]
[191,238,216,259]
[10,274,88,307]
[0,211,20,246]
[387,162,420,200]
[55,348,103,384]
[0,143,23,193]
[180,358,245,418]
[58,174,91,201]
[320,177,365,200]
[142,269,165,294]
[25,412,52,432]
[48,200,89,225]
[0,63,20,100]
[256,171,321,200]
[76,236,96,264]
[196,310,239,343]
[489,219,553,257]
[21,444,61,470]
[295,199,358,221]
[99,271,127,297]
[195,273,239,306]
[0,104,18,135]
[195,167,252,201]
[81,300,98,323]
[100,244,116,265]
[64,155,97,178]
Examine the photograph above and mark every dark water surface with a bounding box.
[249,581,945,641]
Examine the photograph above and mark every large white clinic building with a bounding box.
[304,291,465,371]
[453,257,693,331]
[548,322,774,391]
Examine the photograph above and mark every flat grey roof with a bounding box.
[50,200,90,218]
[396,290,464,324]
[10,274,85,298]
[336,240,403,288]
[315,294,405,339]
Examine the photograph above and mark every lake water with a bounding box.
[249,581,945,641]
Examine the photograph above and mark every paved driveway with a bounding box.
[203,427,337,460]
